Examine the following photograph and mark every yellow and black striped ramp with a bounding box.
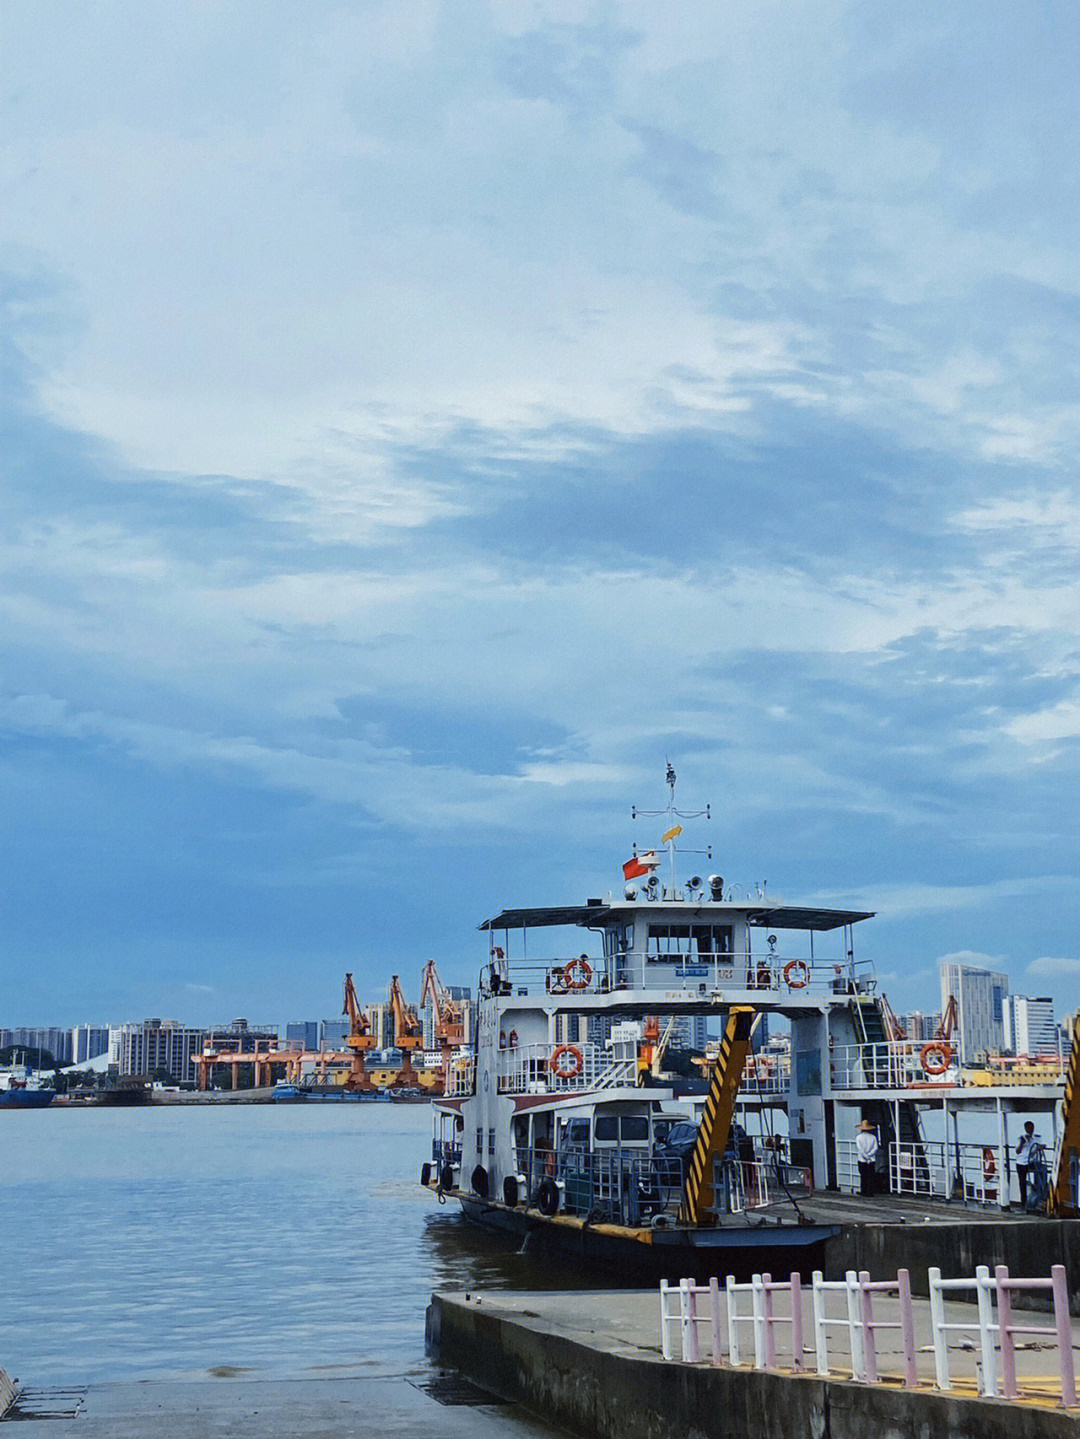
[678,1006,754,1226]
[1051,1008,1080,1216]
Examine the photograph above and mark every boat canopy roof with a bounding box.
[478,902,874,933]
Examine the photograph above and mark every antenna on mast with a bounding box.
[631,761,711,891]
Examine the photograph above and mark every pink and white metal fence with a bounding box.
[660,1263,1078,1409]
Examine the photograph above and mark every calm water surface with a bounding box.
[1,1102,588,1386]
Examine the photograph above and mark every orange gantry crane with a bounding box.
[389,974,423,1086]
[420,960,464,1048]
[342,972,376,1092]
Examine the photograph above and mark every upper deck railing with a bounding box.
[480,953,876,1003]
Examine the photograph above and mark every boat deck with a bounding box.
[772,1188,1039,1228]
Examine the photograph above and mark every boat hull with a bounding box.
[452,1190,837,1283]
[0,1090,55,1109]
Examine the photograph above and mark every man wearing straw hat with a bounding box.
[856,1118,879,1196]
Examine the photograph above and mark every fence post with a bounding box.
[858,1271,877,1384]
[688,1280,701,1363]
[678,1279,692,1362]
[762,1273,776,1369]
[845,1270,865,1380]
[790,1272,804,1372]
[995,1265,1017,1401]
[974,1265,997,1398]
[751,1274,765,1368]
[812,1270,829,1377]
[928,1267,950,1391]
[896,1268,918,1390]
[709,1276,724,1366]
[1051,1265,1077,1408]
[660,1280,674,1361]
[726,1275,741,1367]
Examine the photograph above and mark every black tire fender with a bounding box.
[537,1176,560,1216]
[471,1164,489,1199]
[502,1175,519,1207]
[438,1163,454,1191]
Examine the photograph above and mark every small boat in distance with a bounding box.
[0,1062,56,1109]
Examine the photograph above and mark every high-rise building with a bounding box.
[114,1019,208,1085]
[902,1011,941,1042]
[285,1020,319,1051]
[70,1025,110,1064]
[1,1027,72,1065]
[319,1019,349,1050]
[940,961,1009,1063]
[1003,996,1057,1057]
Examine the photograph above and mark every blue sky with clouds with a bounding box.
[3,1,1080,1028]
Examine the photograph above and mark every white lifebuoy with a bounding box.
[783,959,810,989]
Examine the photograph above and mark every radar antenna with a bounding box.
[630,761,711,891]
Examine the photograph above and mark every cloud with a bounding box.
[1026,956,1080,980]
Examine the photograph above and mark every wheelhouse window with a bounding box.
[646,924,733,961]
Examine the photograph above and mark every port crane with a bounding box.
[419,960,464,1076]
[342,972,376,1092]
[389,974,423,1086]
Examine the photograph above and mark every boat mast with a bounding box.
[631,761,711,893]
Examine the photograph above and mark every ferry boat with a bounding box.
[421,768,1077,1277]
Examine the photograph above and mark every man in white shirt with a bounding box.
[856,1118,879,1196]
[1015,1121,1045,1209]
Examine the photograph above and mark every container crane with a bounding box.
[342,972,376,1092]
[389,974,423,1086]
[419,960,465,1074]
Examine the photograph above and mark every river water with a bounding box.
[1,1101,588,1388]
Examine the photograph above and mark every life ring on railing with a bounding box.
[549,1044,583,1080]
[783,959,810,990]
[920,1041,952,1076]
[564,957,593,991]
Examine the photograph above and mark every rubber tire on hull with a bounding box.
[471,1164,490,1198]
[537,1176,560,1216]
[420,1162,432,1187]
[503,1175,520,1207]
[439,1163,454,1191]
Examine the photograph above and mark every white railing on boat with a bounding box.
[481,954,877,1000]
[495,1041,638,1094]
[835,1137,1053,1209]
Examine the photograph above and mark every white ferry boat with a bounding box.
[421,769,1076,1278]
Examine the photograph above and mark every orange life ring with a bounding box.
[564,957,593,991]
[549,1044,583,1080]
[783,959,810,989]
[920,1041,952,1076]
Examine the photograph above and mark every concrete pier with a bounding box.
[427,1287,1080,1439]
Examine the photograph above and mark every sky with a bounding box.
[3,1,1080,1029]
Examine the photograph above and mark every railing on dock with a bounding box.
[659,1263,1078,1409]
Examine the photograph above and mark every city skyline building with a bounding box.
[940,960,1010,1063]
[1003,995,1058,1057]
